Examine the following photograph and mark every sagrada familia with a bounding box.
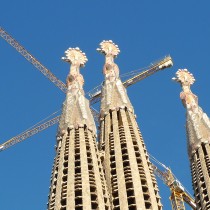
[46,41,210,210]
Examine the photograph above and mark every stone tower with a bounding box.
[47,48,110,210]
[97,40,162,210]
[173,69,210,210]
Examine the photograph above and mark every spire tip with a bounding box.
[62,47,88,67]
[173,69,195,86]
[97,40,120,57]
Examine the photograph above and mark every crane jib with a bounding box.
[0,27,67,93]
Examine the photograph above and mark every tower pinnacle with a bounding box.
[58,48,96,135]
[62,47,88,66]
[173,69,197,111]
[97,40,120,57]
[173,69,210,155]
[97,40,133,117]
[97,40,120,81]
[98,41,162,210]
[174,69,210,209]
[48,47,111,210]
[62,47,87,89]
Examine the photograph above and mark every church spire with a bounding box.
[98,40,162,210]
[173,69,210,210]
[58,48,96,135]
[97,40,134,117]
[48,47,111,210]
[173,69,210,156]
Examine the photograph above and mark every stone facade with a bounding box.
[98,41,162,210]
[47,48,110,210]
[174,69,210,210]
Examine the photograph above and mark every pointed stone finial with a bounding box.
[97,40,121,78]
[172,69,195,87]
[62,47,87,88]
[173,73,210,159]
[58,47,96,134]
[62,47,88,67]
[173,69,198,111]
[97,40,120,57]
[97,40,134,117]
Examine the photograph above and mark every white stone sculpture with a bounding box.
[58,48,96,135]
[173,69,210,155]
[97,40,133,117]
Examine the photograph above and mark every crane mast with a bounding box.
[151,159,196,210]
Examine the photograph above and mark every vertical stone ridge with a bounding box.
[98,40,162,210]
[173,69,210,210]
[47,48,111,210]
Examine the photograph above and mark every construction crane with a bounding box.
[149,154,196,210]
[0,27,173,152]
[0,26,100,122]
[88,55,173,105]
[0,26,173,106]
[1,25,196,210]
[0,27,67,93]
[0,56,173,152]
[0,109,61,151]
[0,115,60,152]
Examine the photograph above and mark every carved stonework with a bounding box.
[98,40,162,209]
[173,69,210,155]
[174,70,210,210]
[49,47,111,210]
[58,48,96,135]
[173,69,197,111]
[173,69,195,85]
[97,40,133,117]
[62,47,87,88]
[62,47,88,66]
[97,40,120,57]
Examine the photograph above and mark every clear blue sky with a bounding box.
[1,1,210,209]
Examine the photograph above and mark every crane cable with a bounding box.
[120,66,149,78]
[148,153,169,170]
[16,109,61,136]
